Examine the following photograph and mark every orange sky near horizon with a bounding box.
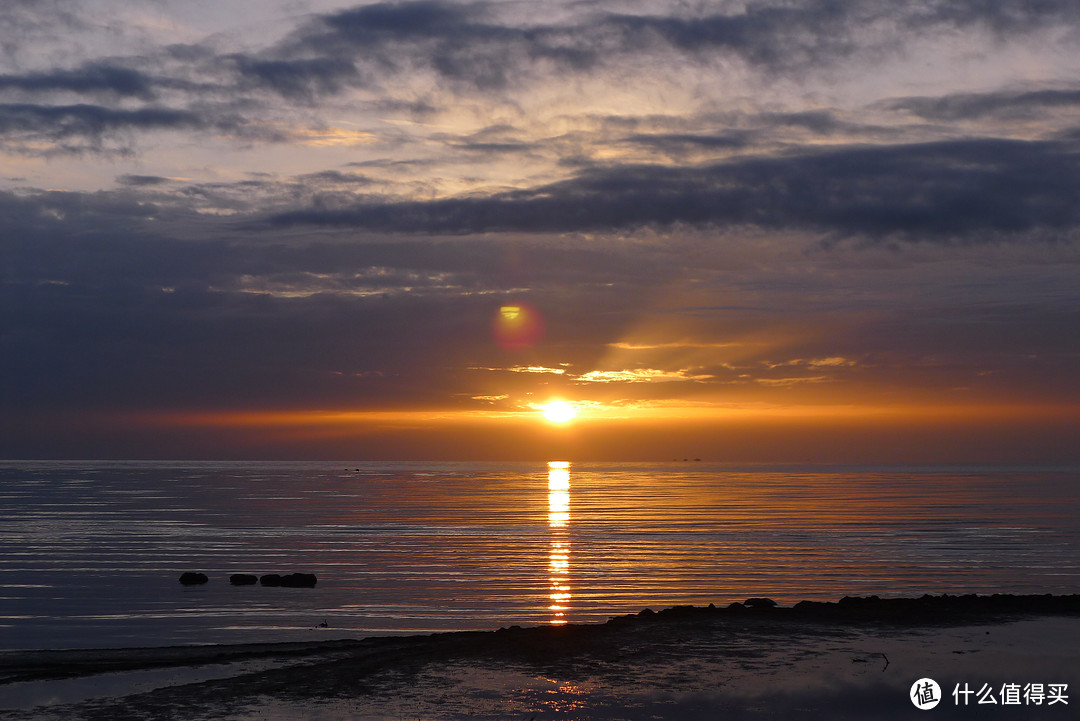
[58,399,1072,463]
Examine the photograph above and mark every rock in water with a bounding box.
[179,572,208,585]
[230,574,258,585]
[280,573,318,588]
[259,574,282,586]
[743,597,777,609]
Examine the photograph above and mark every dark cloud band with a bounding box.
[272,138,1080,240]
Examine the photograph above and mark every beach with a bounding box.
[3,594,1078,720]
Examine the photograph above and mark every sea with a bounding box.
[1,460,1078,651]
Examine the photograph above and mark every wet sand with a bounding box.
[2,594,1078,720]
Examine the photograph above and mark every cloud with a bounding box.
[885,88,1080,121]
[0,63,157,99]
[901,0,1080,34]
[0,103,207,134]
[622,131,753,157]
[764,357,857,369]
[255,0,1080,96]
[608,342,747,350]
[471,394,508,402]
[575,368,713,383]
[750,375,832,387]
[0,102,241,154]
[116,174,174,187]
[507,365,567,375]
[4,1,1078,161]
[229,55,366,101]
[616,110,902,163]
[301,1,599,91]
[602,2,868,72]
[283,125,378,147]
[271,137,1080,241]
[298,170,375,185]
[0,1,90,65]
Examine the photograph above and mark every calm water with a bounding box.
[1,461,1077,650]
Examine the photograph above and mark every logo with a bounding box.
[912,678,942,710]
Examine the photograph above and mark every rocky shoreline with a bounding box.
[621,591,1080,625]
[3,592,1077,687]
[2,592,1078,720]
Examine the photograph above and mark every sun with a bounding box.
[541,400,577,424]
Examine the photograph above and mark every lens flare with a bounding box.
[493,302,544,351]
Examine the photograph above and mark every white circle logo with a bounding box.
[911,678,942,710]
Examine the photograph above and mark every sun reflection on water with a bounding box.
[547,461,572,625]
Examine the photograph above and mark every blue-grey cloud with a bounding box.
[229,55,366,101]
[271,138,1080,240]
[297,170,374,185]
[902,0,1080,33]
[282,0,599,91]
[116,174,174,187]
[250,0,1080,94]
[4,1,1079,155]
[0,102,244,154]
[620,132,753,156]
[0,103,207,134]
[885,88,1080,121]
[0,63,156,99]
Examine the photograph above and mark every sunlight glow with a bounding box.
[548,460,570,490]
[548,460,572,626]
[541,400,577,424]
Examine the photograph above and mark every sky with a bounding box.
[2,0,1079,462]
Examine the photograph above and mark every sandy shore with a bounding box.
[2,594,1078,720]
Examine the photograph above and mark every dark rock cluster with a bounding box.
[178,572,317,587]
[258,573,318,588]
[601,592,1080,628]
[789,592,1080,622]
